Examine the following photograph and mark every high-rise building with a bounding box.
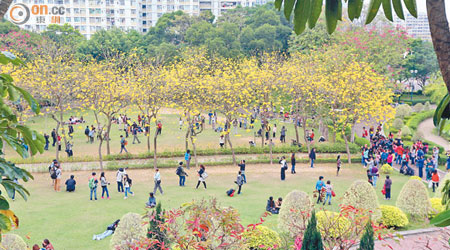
[394,12,432,41]
[7,0,259,38]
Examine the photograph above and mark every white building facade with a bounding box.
[7,0,259,38]
[394,12,432,41]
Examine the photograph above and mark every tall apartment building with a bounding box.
[7,0,258,38]
[394,12,432,41]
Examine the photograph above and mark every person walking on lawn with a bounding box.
[153,168,163,195]
[432,170,440,192]
[51,128,57,147]
[119,135,128,154]
[238,160,247,183]
[132,126,140,144]
[336,155,341,176]
[236,171,244,195]
[323,180,333,205]
[309,148,316,168]
[54,165,62,192]
[123,174,134,199]
[185,149,191,169]
[315,176,325,204]
[89,172,98,201]
[196,165,207,189]
[279,156,287,180]
[176,162,188,186]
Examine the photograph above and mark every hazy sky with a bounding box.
[417,0,450,19]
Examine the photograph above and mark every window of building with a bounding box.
[74,17,80,22]
[80,8,86,14]
[142,5,146,8]
[66,17,71,22]
[119,9,125,14]
[66,8,71,14]
[142,20,146,25]
[119,0,124,5]
[131,9,137,14]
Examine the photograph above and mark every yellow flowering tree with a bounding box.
[166,50,213,168]
[11,46,83,160]
[78,57,130,169]
[322,50,395,163]
[129,57,171,168]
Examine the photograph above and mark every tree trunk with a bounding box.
[294,117,300,143]
[342,130,352,164]
[98,138,103,171]
[350,123,356,143]
[59,110,67,151]
[106,117,112,155]
[269,126,273,165]
[153,122,158,169]
[302,118,310,154]
[55,120,60,161]
[225,119,236,165]
[147,121,151,153]
[190,135,198,168]
[0,0,13,19]
[426,0,450,94]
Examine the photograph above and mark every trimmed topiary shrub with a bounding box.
[392,118,404,130]
[380,164,393,174]
[414,103,424,112]
[0,234,27,250]
[278,190,312,237]
[396,179,431,219]
[341,180,381,220]
[354,135,370,147]
[244,225,281,250]
[409,176,422,181]
[395,104,412,119]
[378,205,409,228]
[424,101,431,111]
[429,198,445,218]
[316,211,350,238]
[401,125,412,136]
[110,212,147,250]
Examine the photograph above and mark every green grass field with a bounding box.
[8,109,312,164]
[10,163,432,250]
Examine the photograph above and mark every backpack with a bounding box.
[89,178,97,189]
[50,166,57,179]
[201,172,208,179]
[226,189,235,197]
[176,167,182,176]
[128,178,132,186]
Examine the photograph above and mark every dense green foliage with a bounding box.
[358,220,374,250]
[301,211,324,250]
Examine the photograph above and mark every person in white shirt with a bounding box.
[116,168,125,193]
[153,168,163,195]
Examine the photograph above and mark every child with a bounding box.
[323,180,333,205]
[146,192,156,208]
[336,155,341,176]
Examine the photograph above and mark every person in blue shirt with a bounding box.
[446,154,450,172]
[146,192,156,208]
[417,156,425,178]
[426,158,434,182]
[185,150,191,170]
[315,176,325,204]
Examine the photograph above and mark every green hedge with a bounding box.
[105,156,363,170]
[406,110,434,131]
[104,142,360,161]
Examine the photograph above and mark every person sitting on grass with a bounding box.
[146,192,156,208]
[266,196,276,214]
[42,239,54,250]
[274,197,282,213]
[65,175,76,192]
[93,219,120,240]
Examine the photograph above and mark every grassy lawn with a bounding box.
[8,109,313,163]
[10,163,432,250]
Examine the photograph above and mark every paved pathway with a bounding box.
[418,118,450,151]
